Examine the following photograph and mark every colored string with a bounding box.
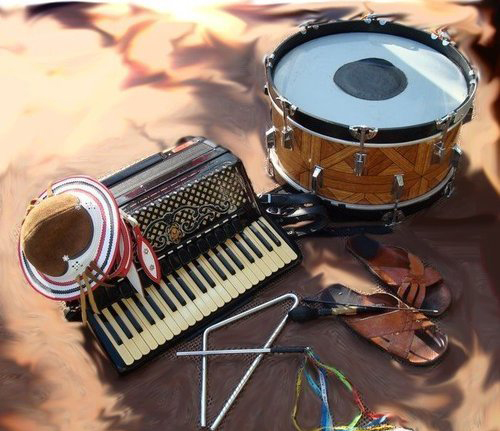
[292,349,399,431]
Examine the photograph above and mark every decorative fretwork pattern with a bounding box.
[133,165,248,252]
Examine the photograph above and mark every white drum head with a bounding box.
[273,32,468,128]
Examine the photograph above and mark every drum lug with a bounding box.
[433,141,445,161]
[382,174,405,225]
[444,145,463,197]
[265,127,276,178]
[451,144,463,168]
[266,126,276,149]
[432,113,454,163]
[311,165,323,193]
[354,153,367,176]
[349,125,377,176]
[279,97,295,150]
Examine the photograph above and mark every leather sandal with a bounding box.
[346,235,451,316]
[321,284,448,366]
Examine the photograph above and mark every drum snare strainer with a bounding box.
[264,18,477,219]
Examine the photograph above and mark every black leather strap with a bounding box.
[258,193,392,238]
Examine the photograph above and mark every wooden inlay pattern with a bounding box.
[271,105,461,205]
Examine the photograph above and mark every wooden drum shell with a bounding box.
[271,103,461,207]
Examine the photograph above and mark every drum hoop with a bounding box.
[269,95,462,147]
[266,20,477,144]
[269,148,454,210]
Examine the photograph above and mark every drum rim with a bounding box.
[266,20,477,144]
[269,148,454,210]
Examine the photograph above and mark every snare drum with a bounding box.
[264,18,477,218]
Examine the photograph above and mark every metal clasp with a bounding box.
[431,28,453,46]
[279,97,295,150]
[311,165,323,193]
[362,13,400,25]
[299,19,321,34]
[349,125,377,176]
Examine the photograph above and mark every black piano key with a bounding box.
[173,272,196,301]
[197,237,210,254]
[240,232,263,258]
[215,228,227,243]
[160,257,172,275]
[139,270,151,287]
[187,243,199,260]
[168,253,182,270]
[205,253,227,280]
[118,279,136,299]
[231,218,244,233]
[223,221,236,237]
[186,267,207,293]
[194,260,216,287]
[109,306,133,339]
[117,301,143,333]
[257,219,281,246]
[153,282,177,312]
[250,225,273,252]
[131,295,156,325]
[106,283,123,303]
[233,237,254,263]
[144,291,165,320]
[178,248,191,266]
[206,232,218,249]
[214,249,235,275]
[87,313,126,370]
[99,312,123,345]
[93,286,110,309]
[222,244,244,270]
[165,279,187,306]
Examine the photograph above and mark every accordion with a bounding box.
[73,137,301,373]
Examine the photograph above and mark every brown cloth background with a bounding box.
[0,2,498,431]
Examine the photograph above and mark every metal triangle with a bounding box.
[200,293,299,429]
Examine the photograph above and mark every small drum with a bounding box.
[264,17,477,219]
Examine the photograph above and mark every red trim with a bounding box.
[134,225,162,284]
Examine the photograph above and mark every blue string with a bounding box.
[304,367,334,430]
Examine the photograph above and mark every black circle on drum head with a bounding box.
[333,57,408,101]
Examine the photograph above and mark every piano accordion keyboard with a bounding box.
[87,216,299,372]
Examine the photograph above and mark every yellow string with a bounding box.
[78,281,87,326]
[83,274,99,315]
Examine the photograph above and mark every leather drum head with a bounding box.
[273,32,468,128]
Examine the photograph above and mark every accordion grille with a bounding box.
[131,165,249,253]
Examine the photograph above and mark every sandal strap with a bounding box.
[347,310,428,339]
[347,311,432,359]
